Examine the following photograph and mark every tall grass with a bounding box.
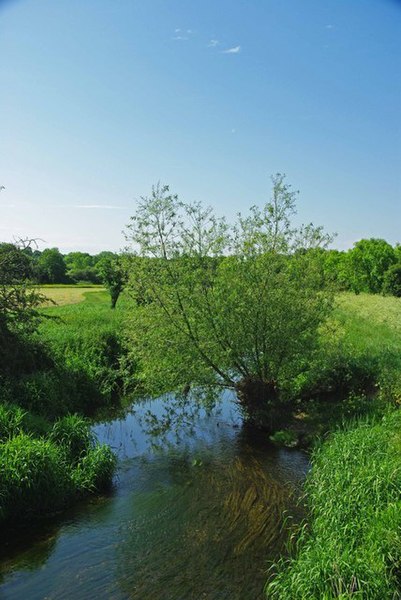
[267,411,401,599]
[37,290,129,406]
[0,405,116,528]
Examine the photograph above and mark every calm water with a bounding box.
[0,392,309,600]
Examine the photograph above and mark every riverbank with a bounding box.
[0,288,126,529]
[267,293,401,598]
[267,410,401,599]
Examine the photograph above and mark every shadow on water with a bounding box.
[0,391,309,600]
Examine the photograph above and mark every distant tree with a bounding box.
[382,263,401,297]
[321,249,350,290]
[64,251,99,283]
[348,239,396,294]
[96,254,127,308]
[0,242,46,335]
[36,248,67,283]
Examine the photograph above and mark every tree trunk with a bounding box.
[235,377,289,432]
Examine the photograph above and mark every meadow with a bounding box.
[39,284,106,307]
[2,283,401,597]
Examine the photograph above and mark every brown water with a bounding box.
[0,391,309,600]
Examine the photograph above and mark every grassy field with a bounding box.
[39,285,106,306]
[335,292,401,351]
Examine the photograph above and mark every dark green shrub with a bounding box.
[0,404,25,441]
[382,263,401,297]
[0,434,73,523]
[50,414,94,462]
[71,444,116,494]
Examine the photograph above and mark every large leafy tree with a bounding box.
[36,248,67,284]
[348,238,396,294]
[125,175,334,429]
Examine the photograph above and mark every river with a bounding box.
[0,391,309,600]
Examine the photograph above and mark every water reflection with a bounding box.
[0,393,308,600]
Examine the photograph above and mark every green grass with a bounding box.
[267,412,401,599]
[39,285,106,306]
[0,405,116,528]
[333,293,401,403]
[267,293,401,598]
[36,290,130,407]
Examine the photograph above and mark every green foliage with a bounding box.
[267,411,401,599]
[0,433,73,523]
[95,254,127,308]
[269,429,298,447]
[71,444,116,494]
[125,176,334,426]
[50,414,95,462]
[382,262,401,297]
[63,251,101,283]
[37,291,128,404]
[348,238,396,294]
[36,247,67,284]
[0,405,116,528]
[0,403,25,441]
[0,242,46,336]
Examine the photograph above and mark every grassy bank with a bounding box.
[0,288,125,529]
[0,405,115,528]
[267,293,401,598]
[37,289,128,412]
[0,289,132,419]
[267,411,401,599]
[279,293,401,443]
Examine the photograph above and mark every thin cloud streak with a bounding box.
[222,45,241,54]
[208,39,219,47]
[73,204,128,209]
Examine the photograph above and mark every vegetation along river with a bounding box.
[0,392,309,600]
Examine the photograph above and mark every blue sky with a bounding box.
[0,0,400,252]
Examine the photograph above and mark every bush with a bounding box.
[0,434,73,523]
[50,414,94,462]
[71,444,116,494]
[382,263,401,297]
[0,404,25,441]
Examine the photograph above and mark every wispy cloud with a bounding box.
[325,24,333,29]
[208,39,219,47]
[72,205,128,210]
[222,45,241,54]
[172,28,193,41]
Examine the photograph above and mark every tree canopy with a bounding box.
[0,242,46,341]
[124,175,334,429]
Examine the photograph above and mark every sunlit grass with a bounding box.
[38,285,106,306]
[267,412,401,599]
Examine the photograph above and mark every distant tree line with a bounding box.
[320,238,401,296]
[1,237,401,296]
[0,245,121,285]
